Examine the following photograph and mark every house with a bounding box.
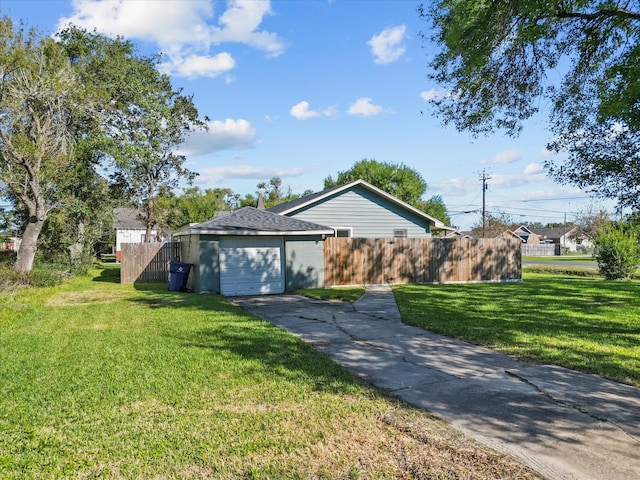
[268,179,451,238]
[531,226,593,253]
[174,207,334,295]
[511,225,542,244]
[173,180,452,295]
[113,207,162,262]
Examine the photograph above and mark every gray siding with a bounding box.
[179,234,222,293]
[288,186,431,238]
[199,235,221,293]
[285,236,325,291]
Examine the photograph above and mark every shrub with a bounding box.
[593,222,640,280]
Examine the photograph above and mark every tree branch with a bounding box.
[556,7,640,22]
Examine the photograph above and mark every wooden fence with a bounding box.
[120,242,180,284]
[324,237,521,286]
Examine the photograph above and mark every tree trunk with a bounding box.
[68,220,86,265]
[14,215,46,273]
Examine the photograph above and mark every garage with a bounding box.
[174,207,333,295]
[219,237,284,296]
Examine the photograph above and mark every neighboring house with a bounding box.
[113,207,161,262]
[268,179,451,238]
[512,225,542,244]
[445,230,473,239]
[531,226,593,253]
[174,207,334,295]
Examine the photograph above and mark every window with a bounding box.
[332,227,352,238]
[393,229,407,238]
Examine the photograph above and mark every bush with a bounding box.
[593,222,640,280]
[0,262,67,294]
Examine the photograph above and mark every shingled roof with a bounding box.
[174,207,334,236]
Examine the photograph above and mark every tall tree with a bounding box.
[0,18,89,272]
[421,1,640,209]
[59,27,206,244]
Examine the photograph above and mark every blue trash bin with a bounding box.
[168,261,192,292]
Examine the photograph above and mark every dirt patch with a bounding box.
[46,290,125,307]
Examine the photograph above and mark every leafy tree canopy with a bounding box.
[422,1,640,210]
[325,159,427,205]
[324,159,450,224]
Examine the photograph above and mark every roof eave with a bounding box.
[174,229,335,237]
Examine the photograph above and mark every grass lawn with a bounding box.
[0,264,540,479]
[393,272,640,387]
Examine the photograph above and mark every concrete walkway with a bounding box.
[231,285,640,480]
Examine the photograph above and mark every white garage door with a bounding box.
[219,237,285,296]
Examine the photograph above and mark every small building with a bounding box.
[174,207,333,295]
[533,226,593,253]
[113,208,162,262]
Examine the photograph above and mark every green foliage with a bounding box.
[418,194,451,225]
[422,1,640,210]
[57,27,206,239]
[325,159,427,205]
[0,17,87,272]
[593,222,640,280]
[295,287,366,303]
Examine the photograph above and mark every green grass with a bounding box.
[393,273,640,386]
[0,264,540,479]
[523,255,595,262]
[294,286,365,302]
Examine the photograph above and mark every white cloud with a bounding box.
[524,163,544,175]
[368,25,407,64]
[348,97,383,117]
[199,165,306,183]
[538,147,556,158]
[420,89,441,101]
[57,0,287,79]
[180,119,256,156]
[160,52,235,79]
[481,149,521,164]
[289,101,336,120]
[213,0,287,57]
[290,101,321,120]
[430,178,477,196]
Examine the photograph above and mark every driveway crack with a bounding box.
[506,370,609,423]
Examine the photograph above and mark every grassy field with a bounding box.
[393,273,640,387]
[0,264,540,479]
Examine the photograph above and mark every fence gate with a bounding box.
[120,242,181,284]
[323,237,521,286]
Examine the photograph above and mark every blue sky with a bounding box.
[2,0,614,230]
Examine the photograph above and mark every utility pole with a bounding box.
[480,169,492,238]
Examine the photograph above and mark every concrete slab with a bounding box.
[508,365,640,438]
[230,286,640,480]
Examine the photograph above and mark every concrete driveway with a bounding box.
[231,286,640,480]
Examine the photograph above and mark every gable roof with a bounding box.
[532,226,584,239]
[174,207,334,236]
[268,179,451,230]
[113,207,148,230]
